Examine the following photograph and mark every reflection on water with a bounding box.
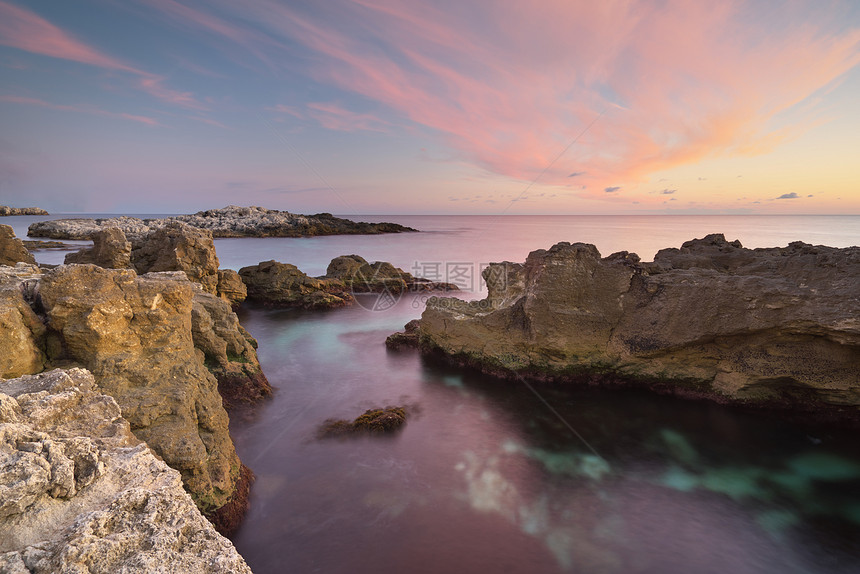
[230,295,860,574]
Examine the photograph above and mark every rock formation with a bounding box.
[0,225,36,266]
[239,260,354,309]
[326,254,458,293]
[191,286,271,407]
[35,266,248,521]
[28,205,415,239]
[0,368,252,574]
[0,206,48,216]
[0,264,45,379]
[404,235,860,420]
[130,222,220,294]
[319,406,408,438]
[64,226,131,269]
[217,269,247,307]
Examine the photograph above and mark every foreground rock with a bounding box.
[0,264,264,531]
[405,235,860,421]
[28,205,416,239]
[0,225,36,266]
[0,206,48,216]
[130,222,220,294]
[0,368,252,574]
[319,406,407,438]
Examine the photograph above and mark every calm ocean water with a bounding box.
[7,213,860,573]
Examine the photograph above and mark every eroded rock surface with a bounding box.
[0,368,252,574]
[64,226,131,269]
[326,254,458,293]
[0,264,45,379]
[28,205,415,239]
[0,225,36,267]
[411,235,860,418]
[131,222,220,294]
[37,265,243,517]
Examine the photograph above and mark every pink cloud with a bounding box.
[305,102,390,133]
[0,1,203,109]
[138,0,860,198]
[0,95,160,125]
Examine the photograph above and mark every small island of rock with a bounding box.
[0,206,48,216]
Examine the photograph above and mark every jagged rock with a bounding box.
[130,222,220,294]
[385,319,421,350]
[239,260,353,309]
[0,225,36,266]
[411,236,860,419]
[36,265,245,521]
[0,264,45,378]
[217,269,247,306]
[0,368,252,574]
[191,287,271,407]
[326,254,458,293]
[28,205,415,239]
[64,227,132,269]
[0,206,48,216]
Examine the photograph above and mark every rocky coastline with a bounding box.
[27,205,416,240]
[389,235,860,424]
[0,206,48,216]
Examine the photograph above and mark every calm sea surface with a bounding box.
[8,214,860,573]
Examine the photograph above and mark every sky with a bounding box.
[0,0,859,215]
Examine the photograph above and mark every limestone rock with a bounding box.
[217,269,247,306]
[28,205,415,239]
[0,264,45,378]
[239,260,353,309]
[64,227,132,269]
[131,221,220,294]
[413,237,860,418]
[0,368,252,574]
[37,265,243,516]
[319,406,407,438]
[191,287,271,407]
[0,225,36,266]
[0,206,48,216]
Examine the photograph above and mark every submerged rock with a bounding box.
[319,406,408,437]
[28,205,415,239]
[0,368,252,574]
[0,225,36,267]
[408,235,860,420]
[0,206,48,216]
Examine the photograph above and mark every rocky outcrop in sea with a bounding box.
[393,235,860,421]
[239,255,458,309]
[28,205,416,239]
[0,368,252,573]
[0,206,48,216]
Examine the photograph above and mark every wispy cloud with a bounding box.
[605,186,621,193]
[153,0,859,200]
[0,1,203,109]
[776,192,800,199]
[0,94,159,125]
[306,102,390,133]
[661,189,676,194]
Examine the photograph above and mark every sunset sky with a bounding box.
[1,0,858,214]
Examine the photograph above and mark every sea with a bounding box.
[7,214,860,574]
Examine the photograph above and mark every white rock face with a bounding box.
[0,368,253,574]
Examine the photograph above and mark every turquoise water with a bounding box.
[7,213,860,572]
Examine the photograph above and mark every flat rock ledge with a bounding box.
[0,368,252,574]
[393,235,860,423]
[28,205,416,240]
